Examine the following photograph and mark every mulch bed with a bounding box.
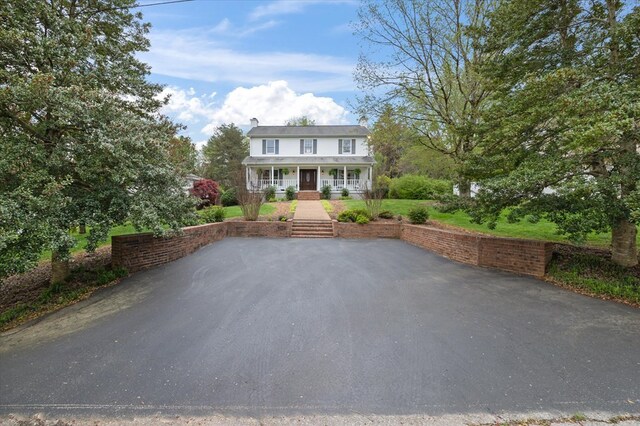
[550,243,640,280]
[0,246,112,313]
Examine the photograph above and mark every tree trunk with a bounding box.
[79,223,86,234]
[51,251,70,284]
[458,179,472,198]
[611,218,638,267]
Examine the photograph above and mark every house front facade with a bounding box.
[242,118,375,196]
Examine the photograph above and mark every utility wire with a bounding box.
[133,0,195,9]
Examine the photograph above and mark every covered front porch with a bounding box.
[242,156,376,194]
[247,165,373,193]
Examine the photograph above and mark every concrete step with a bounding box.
[291,234,334,238]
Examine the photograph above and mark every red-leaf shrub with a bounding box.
[190,179,220,207]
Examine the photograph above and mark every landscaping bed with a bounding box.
[0,247,124,331]
[547,244,640,307]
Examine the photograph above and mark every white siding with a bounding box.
[250,136,369,157]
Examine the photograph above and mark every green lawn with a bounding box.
[223,203,276,218]
[341,199,639,248]
[39,223,140,261]
[38,203,279,261]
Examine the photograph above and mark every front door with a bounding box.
[300,169,317,191]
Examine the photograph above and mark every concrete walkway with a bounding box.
[293,200,331,221]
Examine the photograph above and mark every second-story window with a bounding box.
[266,139,275,154]
[339,138,355,154]
[300,138,317,154]
[262,139,279,154]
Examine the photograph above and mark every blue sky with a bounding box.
[137,0,363,147]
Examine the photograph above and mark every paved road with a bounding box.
[1,238,639,419]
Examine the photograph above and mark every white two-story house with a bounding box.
[242,118,375,197]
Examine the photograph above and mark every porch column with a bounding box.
[246,167,249,188]
[271,166,274,187]
[317,166,321,191]
[296,166,300,190]
[343,165,347,189]
[369,167,373,186]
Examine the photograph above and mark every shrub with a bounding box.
[190,178,220,207]
[285,185,296,201]
[341,187,350,197]
[181,213,201,227]
[355,214,370,224]
[337,208,372,223]
[378,210,394,219]
[263,185,276,201]
[321,184,332,200]
[389,175,451,200]
[199,205,225,223]
[408,206,429,224]
[279,215,288,222]
[220,188,238,206]
[339,196,352,200]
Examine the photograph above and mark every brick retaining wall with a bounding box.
[227,221,292,238]
[331,222,552,277]
[400,225,480,265]
[400,224,552,277]
[333,221,401,239]
[112,220,552,278]
[112,222,227,273]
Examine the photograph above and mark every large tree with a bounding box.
[0,0,195,282]
[355,0,494,197]
[368,105,413,178]
[201,124,248,189]
[469,0,639,266]
[168,135,198,175]
[285,116,316,126]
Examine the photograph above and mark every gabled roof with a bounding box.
[247,125,369,138]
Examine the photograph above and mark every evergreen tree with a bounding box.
[470,0,639,266]
[202,124,248,189]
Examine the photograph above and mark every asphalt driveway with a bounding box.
[1,238,639,418]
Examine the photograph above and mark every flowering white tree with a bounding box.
[0,0,195,282]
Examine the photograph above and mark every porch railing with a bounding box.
[255,179,298,190]
[320,179,369,191]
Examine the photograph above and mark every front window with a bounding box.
[266,139,276,154]
[342,139,351,154]
[304,139,313,154]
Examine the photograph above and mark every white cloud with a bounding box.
[157,87,216,122]
[202,81,348,134]
[249,1,308,20]
[249,0,358,21]
[141,29,355,93]
[212,18,231,33]
[156,83,349,141]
